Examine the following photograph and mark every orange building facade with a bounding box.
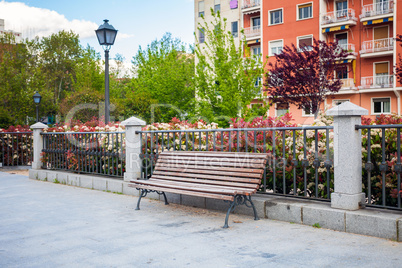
[195,0,402,124]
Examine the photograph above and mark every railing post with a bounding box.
[326,102,368,210]
[121,116,146,182]
[30,122,48,170]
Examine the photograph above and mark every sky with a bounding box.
[0,0,195,65]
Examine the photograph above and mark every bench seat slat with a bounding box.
[156,163,264,174]
[143,179,256,195]
[161,151,269,159]
[129,183,235,201]
[149,179,257,194]
[157,159,267,169]
[151,175,258,189]
[154,166,262,178]
[152,170,261,184]
[158,155,267,164]
[132,180,238,195]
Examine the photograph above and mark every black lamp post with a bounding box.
[33,91,42,122]
[95,19,118,124]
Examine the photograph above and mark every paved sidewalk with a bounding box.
[1,172,401,267]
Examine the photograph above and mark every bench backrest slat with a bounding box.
[153,151,269,191]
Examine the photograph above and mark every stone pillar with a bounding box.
[121,117,146,182]
[30,122,48,170]
[326,102,368,210]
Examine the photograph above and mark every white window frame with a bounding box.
[297,2,313,21]
[334,0,348,12]
[251,45,261,56]
[332,99,349,107]
[373,61,390,75]
[250,15,261,29]
[214,0,221,13]
[373,24,389,40]
[275,103,290,117]
[198,1,205,17]
[302,101,314,117]
[336,65,349,79]
[231,21,239,38]
[268,39,284,56]
[297,34,314,52]
[372,97,391,114]
[269,8,284,26]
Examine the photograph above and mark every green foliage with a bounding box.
[194,9,266,126]
[121,90,161,124]
[132,33,195,122]
[312,223,321,228]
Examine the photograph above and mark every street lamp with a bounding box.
[95,19,118,124]
[33,91,42,122]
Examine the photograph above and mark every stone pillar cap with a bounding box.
[326,101,368,116]
[30,122,48,129]
[121,116,146,127]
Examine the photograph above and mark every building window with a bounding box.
[198,1,205,17]
[373,98,391,114]
[336,66,348,79]
[303,101,314,116]
[276,103,289,117]
[252,17,261,28]
[231,21,238,37]
[252,46,261,57]
[269,40,283,56]
[335,32,348,51]
[199,29,205,43]
[270,9,283,25]
[298,35,313,51]
[336,0,348,19]
[333,99,349,106]
[214,0,220,12]
[374,62,390,87]
[255,77,262,88]
[298,3,313,20]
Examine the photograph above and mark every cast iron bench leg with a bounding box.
[247,196,260,221]
[223,200,236,228]
[135,189,148,210]
[161,192,169,205]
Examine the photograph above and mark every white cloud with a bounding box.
[0,1,102,39]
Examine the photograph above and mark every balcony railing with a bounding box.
[361,75,393,89]
[340,78,355,89]
[339,43,356,54]
[360,0,394,19]
[321,9,357,25]
[244,25,261,39]
[242,0,261,9]
[360,37,394,54]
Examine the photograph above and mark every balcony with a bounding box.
[321,9,357,28]
[242,0,260,11]
[244,25,261,40]
[360,37,394,57]
[360,75,394,89]
[340,78,355,90]
[360,0,394,21]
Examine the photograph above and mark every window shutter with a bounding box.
[375,62,388,74]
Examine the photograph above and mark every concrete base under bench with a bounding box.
[30,169,402,241]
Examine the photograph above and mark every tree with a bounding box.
[264,38,351,117]
[39,30,83,104]
[0,33,56,126]
[395,34,402,85]
[194,10,266,125]
[131,33,195,123]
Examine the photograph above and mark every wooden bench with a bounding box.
[129,151,269,228]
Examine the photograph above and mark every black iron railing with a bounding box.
[41,132,125,178]
[356,124,402,210]
[0,132,33,166]
[137,126,334,201]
